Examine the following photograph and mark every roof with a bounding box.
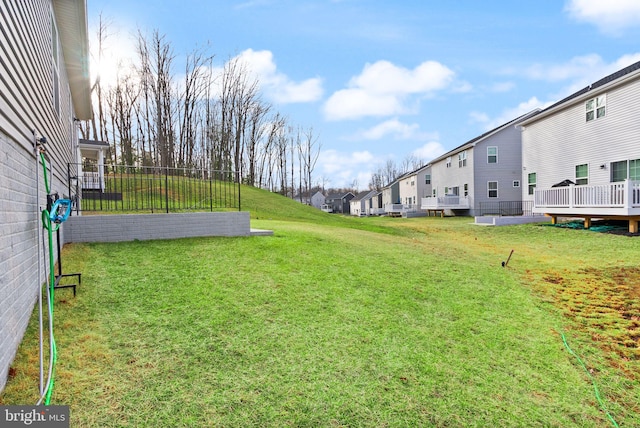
[79,139,109,148]
[351,190,377,202]
[429,109,540,165]
[520,59,640,126]
[53,0,92,120]
[326,192,354,200]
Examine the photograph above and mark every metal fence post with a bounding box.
[165,166,169,214]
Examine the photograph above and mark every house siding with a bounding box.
[0,0,81,392]
[522,75,640,202]
[398,166,431,207]
[430,150,475,211]
[473,126,523,212]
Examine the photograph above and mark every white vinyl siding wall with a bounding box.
[522,76,640,201]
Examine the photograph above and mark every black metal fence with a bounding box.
[477,200,536,216]
[68,164,241,213]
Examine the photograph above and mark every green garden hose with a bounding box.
[37,152,59,406]
[560,331,619,427]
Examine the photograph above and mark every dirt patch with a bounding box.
[541,266,640,378]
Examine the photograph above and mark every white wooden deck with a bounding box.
[533,179,640,232]
[384,203,418,216]
[421,195,470,210]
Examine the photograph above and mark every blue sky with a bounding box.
[87,0,640,189]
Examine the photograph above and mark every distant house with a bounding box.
[521,60,640,232]
[0,0,92,392]
[350,190,377,216]
[422,110,539,216]
[364,191,385,216]
[397,165,432,216]
[325,192,355,214]
[381,174,405,216]
[293,190,325,209]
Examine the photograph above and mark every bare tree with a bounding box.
[298,126,321,202]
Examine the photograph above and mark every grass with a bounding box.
[1,190,639,426]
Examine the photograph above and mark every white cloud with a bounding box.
[317,149,378,189]
[236,49,323,104]
[566,0,640,35]
[412,141,446,163]
[354,118,438,141]
[473,97,547,131]
[524,54,603,82]
[524,53,640,100]
[323,60,455,121]
[469,111,490,124]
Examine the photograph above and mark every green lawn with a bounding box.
[2,200,639,426]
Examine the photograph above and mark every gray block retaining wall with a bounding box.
[63,212,251,243]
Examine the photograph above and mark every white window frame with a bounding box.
[528,173,536,195]
[458,151,467,168]
[586,94,606,122]
[575,164,588,185]
[487,146,498,164]
[446,157,452,168]
[513,180,520,188]
[425,174,431,185]
[487,181,498,198]
[463,183,468,197]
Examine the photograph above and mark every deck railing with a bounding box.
[421,195,470,209]
[384,203,417,213]
[68,164,241,213]
[534,180,640,209]
[477,201,535,216]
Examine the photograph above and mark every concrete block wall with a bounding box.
[63,212,251,243]
[0,131,63,392]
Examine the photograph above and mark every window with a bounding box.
[528,173,536,195]
[586,95,606,122]
[432,189,436,197]
[425,174,431,185]
[611,160,627,182]
[446,157,452,168]
[631,159,640,180]
[575,164,588,185]
[611,159,640,182]
[444,186,449,194]
[464,183,468,197]
[487,146,498,164]
[513,180,520,188]
[411,180,415,186]
[458,151,467,167]
[488,181,498,198]
[451,186,459,196]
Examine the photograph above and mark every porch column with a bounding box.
[98,149,105,191]
[584,216,591,229]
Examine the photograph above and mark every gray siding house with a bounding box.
[325,192,355,214]
[422,110,538,216]
[521,60,640,232]
[0,0,92,392]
